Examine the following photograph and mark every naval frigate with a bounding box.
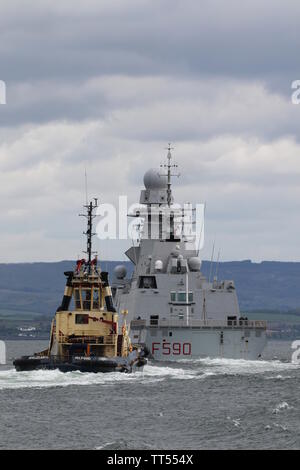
[112,147,267,361]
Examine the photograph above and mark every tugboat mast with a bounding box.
[80,198,98,273]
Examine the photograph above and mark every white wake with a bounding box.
[0,357,299,390]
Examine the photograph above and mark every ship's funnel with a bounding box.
[101,271,116,312]
[56,271,74,312]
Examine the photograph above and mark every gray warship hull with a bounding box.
[114,249,268,361]
[130,320,267,361]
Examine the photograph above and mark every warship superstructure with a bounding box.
[112,148,267,360]
[14,199,147,373]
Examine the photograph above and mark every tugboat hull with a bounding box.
[13,356,147,373]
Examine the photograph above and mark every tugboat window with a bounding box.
[75,314,89,324]
[82,289,91,310]
[92,288,100,310]
[74,289,82,309]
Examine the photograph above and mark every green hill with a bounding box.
[1,259,300,339]
[0,259,300,316]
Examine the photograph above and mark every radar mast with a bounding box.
[79,198,98,273]
[160,143,179,207]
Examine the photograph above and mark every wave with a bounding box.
[264,374,295,381]
[272,402,293,414]
[1,357,299,390]
[95,440,128,450]
[0,362,212,390]
[0,368,138,390]
[177,357,300,376]
[142,364,197,380]
[0,364,199,390]
[95,439,153,450]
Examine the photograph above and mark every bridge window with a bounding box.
[74,289,82,309]
[92,288,100,310]
[82,289,91,310]
[138,276,157,289]
[170,291,194,303]
[75,314,89,325]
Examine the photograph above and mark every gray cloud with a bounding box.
[1,1,300,83]
[1,1,300,262]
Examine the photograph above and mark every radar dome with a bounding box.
[188,257,201,272]
[155,260,163,271]
[144,168,167,190]
[114,265,127,279]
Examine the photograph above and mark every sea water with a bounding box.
[0,340,299,449]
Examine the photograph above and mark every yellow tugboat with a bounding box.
[14,199,148,373]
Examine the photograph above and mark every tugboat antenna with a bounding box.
[160,143,179,207]
[84,167,88,205]
[79,198,99,273]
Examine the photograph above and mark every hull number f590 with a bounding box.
[152,342,191,356]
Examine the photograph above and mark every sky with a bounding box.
[1,0,300,263]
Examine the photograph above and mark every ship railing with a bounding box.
[130,319,267,329]
[59,334,117,345]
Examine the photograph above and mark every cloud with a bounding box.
[1,111,300,262]
[0,1,300,262]
[1,0,300,86]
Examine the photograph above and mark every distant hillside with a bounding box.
[0,261,129,317]
[202,260,300,312]
[0,259,300,317]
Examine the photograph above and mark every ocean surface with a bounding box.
[0,340,299,450]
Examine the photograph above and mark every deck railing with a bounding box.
[130,319,267,329]
[59,334,117,345]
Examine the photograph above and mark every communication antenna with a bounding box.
[214,249,221,282]
[208,240,215,284]
[79,198,99,273]
[160,143,180,207]
[135,221,142,243]
[130,235,138,267]
[84,167,88,205]
[197,202,206,256]
[202,292,207,322]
